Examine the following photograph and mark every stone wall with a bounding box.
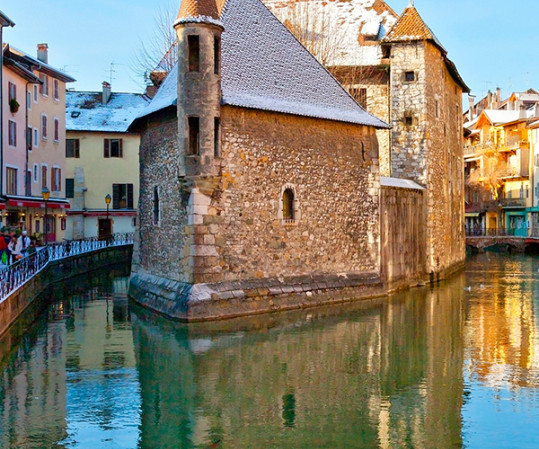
[135,111,191,283]
[389,41,465,277]
[389,43,428,184]
[380,186,426,288]
[423,42,466,275]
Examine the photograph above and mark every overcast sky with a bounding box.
[3,0,539,102]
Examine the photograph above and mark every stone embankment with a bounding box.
[0,245,132,337]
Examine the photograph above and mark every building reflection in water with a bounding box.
[132,272,466,449]
[465,254,539,388]
[0,268,137,449]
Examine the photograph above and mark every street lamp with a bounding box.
[42,187,50,245]
[105,194,111,242]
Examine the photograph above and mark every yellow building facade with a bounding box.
[65,84,148,239]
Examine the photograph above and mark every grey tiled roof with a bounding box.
[136,0,389,129]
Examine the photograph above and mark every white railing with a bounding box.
[0,233,134,302]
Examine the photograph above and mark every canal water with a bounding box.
[1,255,539,448]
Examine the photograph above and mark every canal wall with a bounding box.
[0,245,132,337]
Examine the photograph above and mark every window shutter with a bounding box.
[127,184,134,209]
[104,139,110,158]
[51,169,55,191]
[58,169,62,191]
[112,184,120,209]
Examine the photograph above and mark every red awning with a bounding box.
[67,210,136,217]
[0,204,5,210]
[7,199,71,209]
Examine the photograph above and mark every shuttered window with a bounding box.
[112,183,134,209]
[104,138,123,158]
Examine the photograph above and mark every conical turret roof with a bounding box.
[382,5,445,53]
[177,0,220,22]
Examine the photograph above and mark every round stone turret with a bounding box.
[175,0,224,179]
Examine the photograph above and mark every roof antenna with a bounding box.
[408,0,415,6]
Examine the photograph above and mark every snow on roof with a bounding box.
[380,176,424,190]
[474,110,522,128]
[136,0,389,129]
[264,0,398,67]
[67,91,150,133]
[463,116,478,131]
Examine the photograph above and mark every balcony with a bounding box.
[498,197,526,208]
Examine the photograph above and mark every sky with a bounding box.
[3,0,539,102]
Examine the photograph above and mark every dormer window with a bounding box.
[188,35,200,72]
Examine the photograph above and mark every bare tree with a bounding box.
[468,145,507,201]
[268,0,346,68]
[131,1,178,87]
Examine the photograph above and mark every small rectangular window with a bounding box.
[214,117,220,157]
[27,91,32,110]
[66,178,75,198]
[8,121,16,146]
[40,74,49,96]
[33,164,38,183]
[350,87,367,109]
[8,82,16,102]
[104,138,123,158]
[188,116,200,155]
[214,36,220,74]
[41,114,48,139]
[112,183,134,209]
[53,117,60,141]
[66,139,80,158]
[42,165,48,189]
[188,35,200,72]
[33,129,38,148]
[53,79,60,100]
[6,167,17,195]
[405,71,416,82]
[27,126,32,151]
[33,85,38,103]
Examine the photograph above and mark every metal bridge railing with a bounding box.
[0,233,134,302]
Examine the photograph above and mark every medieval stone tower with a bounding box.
[381,5,468,278]
[175,0,223,181]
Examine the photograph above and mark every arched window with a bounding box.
[282,189,294,221]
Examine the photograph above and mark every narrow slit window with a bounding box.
[153,186,160,226]
[214,117,220,157]
[188,117,200,155]
[188,35,200,72]
[214,36,221,74]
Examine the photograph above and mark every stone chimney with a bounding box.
[495,87,501,108]
[37,43,48,64]
[468,95,475,119]
[102,81,111,104]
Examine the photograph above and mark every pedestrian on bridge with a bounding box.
[16,231,31,258]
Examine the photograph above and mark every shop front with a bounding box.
[0,196,70,244]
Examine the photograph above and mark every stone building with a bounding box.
[264,0,469,279]
[129,0,467,321]
[129,0,392,320]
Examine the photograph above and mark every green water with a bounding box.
[1,255,539,448]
